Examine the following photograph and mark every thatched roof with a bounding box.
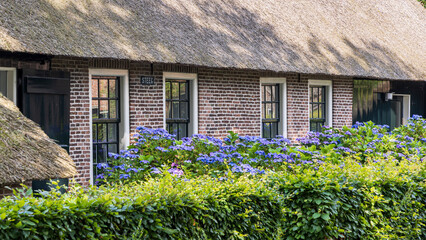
[0,0,425,80]
[0,94,77,186]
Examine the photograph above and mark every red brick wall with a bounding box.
[198,68,261,137]
[332,77,353,128]
[51,57,92,186]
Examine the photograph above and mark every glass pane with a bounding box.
[98,124,107,142]
[172,102,179,119]
[166,82,171,99]
[169,123,178,136]
[263,123,271,139]
[97,144,108,162]
[272,103,278,119]
[318,87,323,102]
[108,144,118,155]
[99,79,108,98]
[313,88,319,103]
[179,124,187,139]
[262,104,266,119]
[266,103,273,119]
[0,71,7,97]
[310,87,313,102]
[180,102,188,119]
[265,86,272,102]
[92,124,97,142]
[271,85,276,102]
[108,124,117,142]
[166,101,172,118]
[109,100,117,119]
[99,100,108,118]
[91,78,98,98]
[271,123,278,138]
[172,82,179,99]
[92,100,99,119]
[318,104,323,119]
[109,79,117,98]
[180,82,187,100]
[312,104,319,118]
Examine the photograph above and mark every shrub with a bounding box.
[0,174,282,240]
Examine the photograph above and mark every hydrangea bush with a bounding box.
[96,115,426,184]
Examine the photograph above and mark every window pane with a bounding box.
[108,124,117,142]
[92,100,99,119]
[266,103,273,119]
[98,124,107,142]
[180,82,187,100]
[263,122,271,139]
[312,104,319,118]
[271,122,278,138]
[109,100,117,119]
[109,79,117,98]
[318,104,323,119]
[108,144,118,155]
[0,71,8,97]
[272,103,278,119]
[97,144,107,162]
[166,82,171,99]
[180,102,188,119]
[172,102,179,119]
[271,85,277,102]
[172,82,179,99]
[266,86,272,102]
[178,123,187,139]
[99,79,108,98]
[169,123,178,136]
[166,101,172,118]
[92,124,97,142]
[100,100,108,118]
[318,87,323,102]
[91,79,98,98]
[313,87,319,103]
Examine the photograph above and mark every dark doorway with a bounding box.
[19,69,70,152]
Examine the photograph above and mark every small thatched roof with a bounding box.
[0,94,77,186]
[0,0,425,80]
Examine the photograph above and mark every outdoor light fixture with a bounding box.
[385,92,394,101]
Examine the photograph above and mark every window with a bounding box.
[308,80,332,132]
[165,80,190,139]
[0,68,16,103]
[89,69,129,183]
[260,78,287,139]
[261,84,280,138]
[91,76,120,177]
[163,72,198,140]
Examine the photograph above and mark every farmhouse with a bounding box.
[0,0,425,186]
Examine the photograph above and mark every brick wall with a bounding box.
[1,55,355,186]
[332,77,353,128]
[51,57,92,186]
[198,68,262,138]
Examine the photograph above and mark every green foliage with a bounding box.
[0,174,281,240]
[418,0,426,8]
[270,158,426,239]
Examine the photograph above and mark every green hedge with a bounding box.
[0,159,425,239]
[272,158,426,240]
[0,174,281,240]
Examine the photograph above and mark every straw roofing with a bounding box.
[0,94,77,186]
[0,0,425,80]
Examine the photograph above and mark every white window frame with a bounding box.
[163,72,198,136]
[0,67,17,105]
[260,78,287,138]
[88,69,130,184]
[308,79,333,128]
[393,94,411,125]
